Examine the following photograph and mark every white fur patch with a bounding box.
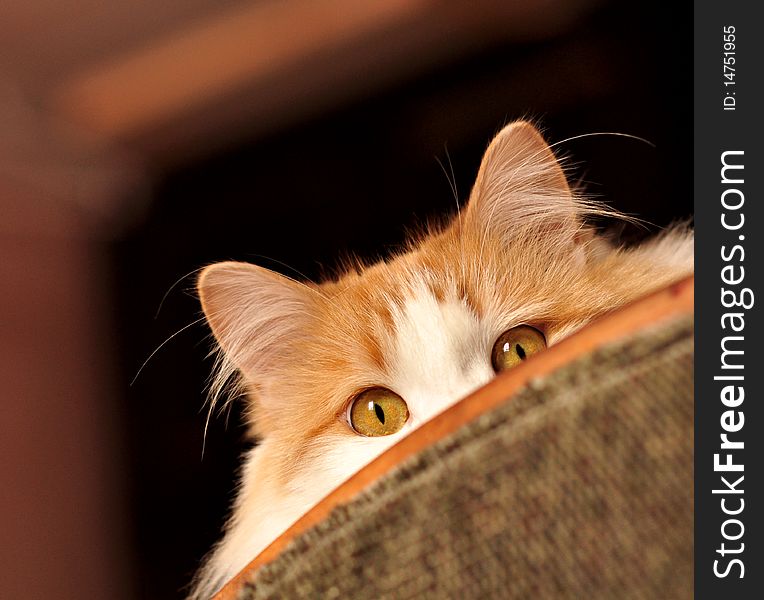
[293,283,501,555]
[387,282,496,425]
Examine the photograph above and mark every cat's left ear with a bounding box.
[464,120,580,242]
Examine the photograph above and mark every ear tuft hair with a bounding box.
[198,261,319,417]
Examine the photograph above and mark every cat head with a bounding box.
[197,120,686,492]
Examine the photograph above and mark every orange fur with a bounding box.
[190,121,693,598]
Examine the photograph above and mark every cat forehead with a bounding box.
[322,241,486,312]
[318,257,482,348]
[387,283,496,406]
[310,234,566,383]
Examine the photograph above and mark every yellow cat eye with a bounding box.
[348,387,409,437]
[491,325,547,373]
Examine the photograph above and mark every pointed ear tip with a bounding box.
[197,261,254,292]
[504,118,537,130]
[197,261,266,319]
[197,261,312,304]
[197,264,225,309]
[197,262,226,290]
[497,119,548,144]
[197,263,216,288]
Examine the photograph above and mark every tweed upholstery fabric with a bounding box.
[239,316,694,600]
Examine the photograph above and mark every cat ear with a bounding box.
[464,120,579,240]
[198,261,317,378]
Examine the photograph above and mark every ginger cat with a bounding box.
[190,121,693,598]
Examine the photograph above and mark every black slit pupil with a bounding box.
[374,403,386,424]
[515,344,527,360]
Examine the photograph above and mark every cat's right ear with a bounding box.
[198,261,318,377]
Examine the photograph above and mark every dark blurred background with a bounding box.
[0,0,691,598]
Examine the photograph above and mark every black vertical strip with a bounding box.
[695,2,763,597]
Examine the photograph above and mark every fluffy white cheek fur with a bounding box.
[387,285,497,419]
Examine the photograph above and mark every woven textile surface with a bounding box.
[239,316,694,600]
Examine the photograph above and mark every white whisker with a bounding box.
[131,317,207,386]
[154,267,207,319]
